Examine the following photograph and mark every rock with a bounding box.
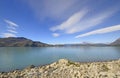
[27,65,35,69]
[58,59,68,64]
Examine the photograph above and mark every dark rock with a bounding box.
[1,72,5,74]
[27,65,35,69]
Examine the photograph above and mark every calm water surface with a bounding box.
[0,46,120,72]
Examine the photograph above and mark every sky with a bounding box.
[0,0,120,44]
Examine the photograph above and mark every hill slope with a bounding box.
[0,37,49,47]
[111,38,120,45]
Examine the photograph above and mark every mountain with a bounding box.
[1,37,119,47]
[0,37,49,47]
[54,43,108,47]
[111,38,120,46]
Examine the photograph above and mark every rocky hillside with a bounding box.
[0,59,120,78]
[0,37,49,47]
[111,38,120,45]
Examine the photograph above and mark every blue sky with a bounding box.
[0,0,120,44]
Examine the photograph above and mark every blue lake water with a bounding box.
[0,46,120,72]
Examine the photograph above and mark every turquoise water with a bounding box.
[0,46,120,72]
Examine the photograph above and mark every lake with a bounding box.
[0,46,120,72]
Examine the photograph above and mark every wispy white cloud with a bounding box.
[7,29,17,33]
[22,0,88,20]
[65,11,118,34]
[52,33,60,37]
[7,26,16,30]
[1,19,19,38]
[50,7,119,34]
[1,33,16,38]
[50,8,88,31]
[75,25,120,38]
[4,19,18,27]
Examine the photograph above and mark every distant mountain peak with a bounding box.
[111,38,120,45]
[116,38,120,41]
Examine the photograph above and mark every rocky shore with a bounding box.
[0,59,120,78]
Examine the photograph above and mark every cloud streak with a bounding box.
[24,0,82,20]
[50,8,88,31]
[50,6,119,35]
[75,25,120,38]
[52,33,60,37]
[7,29,18,33]
[1,33,16,38]
[66,8,119,34]
[4,19,18,27]
[1,19,19,38]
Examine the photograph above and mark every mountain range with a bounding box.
[0,37,120,47]
[0,37,49,47]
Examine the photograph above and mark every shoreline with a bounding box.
[0,59,120,78]
[1,58,119,73]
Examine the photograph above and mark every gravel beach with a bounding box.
[0,59,120,78]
